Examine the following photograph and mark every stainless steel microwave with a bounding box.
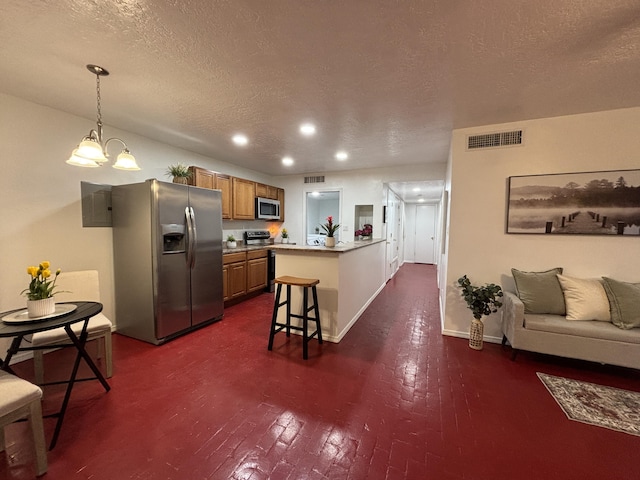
[255,197,280,220]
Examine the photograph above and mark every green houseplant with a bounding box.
[281,228,289,243]
[457,275,503,350]
[166,163,191,184]
[226,234,237,248]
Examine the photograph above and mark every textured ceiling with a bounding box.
[2,0,640,186]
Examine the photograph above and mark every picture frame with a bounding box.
[506,169,640,235]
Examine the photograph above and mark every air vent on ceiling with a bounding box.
[304,175,325,184]
[467,129,523,150]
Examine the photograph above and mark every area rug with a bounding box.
[537,372,640,436]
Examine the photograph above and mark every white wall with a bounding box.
[0,93,274,354]
[274,164,447,247]
[442,107,640,341]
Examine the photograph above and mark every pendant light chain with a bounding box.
[96,73,103,126]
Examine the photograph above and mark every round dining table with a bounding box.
[0,301,111,450]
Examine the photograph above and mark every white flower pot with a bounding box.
[227,241,237,248]
[282,238,289,244]
[27,297,55,318]
[325,237,336,247]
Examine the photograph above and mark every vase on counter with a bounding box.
[282,238,289,244]
[325,237,336,247]
[227,240,237,248]
[27,297,55,318]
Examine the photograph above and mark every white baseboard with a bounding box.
[441,328,502,345]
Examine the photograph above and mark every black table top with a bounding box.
[0,301,103,337]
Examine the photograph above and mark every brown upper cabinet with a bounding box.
[215,173,232,219]
[232,177,256,220]
[188,166,215,189]
[188,166,283,221]
[256,183,279,200]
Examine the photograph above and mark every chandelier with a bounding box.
[66,64,140,170]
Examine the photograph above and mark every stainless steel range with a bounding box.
[244,230,276,292]
[243,230,272,246]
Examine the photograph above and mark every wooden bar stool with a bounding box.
[268,276,323,359]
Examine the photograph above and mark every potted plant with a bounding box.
[320,216,340,247]
[355,223,373,239]
[281,228,289,244]
[226,235,237,248]
[21,261,62,318]
[165,163,191,184]
[457,275,503,350]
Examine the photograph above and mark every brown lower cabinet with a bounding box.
[223,249,268,304]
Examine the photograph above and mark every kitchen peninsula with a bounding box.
[270,239,386,342]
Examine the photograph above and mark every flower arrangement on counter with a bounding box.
[355,224,372,238]
[22,261,62,300]
[320,216,340,237]
[281,228,289,239]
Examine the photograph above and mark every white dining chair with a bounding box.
[30,270,113,384]
[0,370,47,476]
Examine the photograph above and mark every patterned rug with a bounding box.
[537,373,640,436]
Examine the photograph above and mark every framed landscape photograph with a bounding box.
[507,169,640,235]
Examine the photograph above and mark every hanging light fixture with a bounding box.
[66,64,140,170]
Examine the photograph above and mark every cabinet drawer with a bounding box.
[223,252,246,265]
[247,249,268,260]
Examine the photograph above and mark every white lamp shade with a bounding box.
[112,151,140,170]
[75,139,108,162]
[66,149,100,167]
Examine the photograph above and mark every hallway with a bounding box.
[3,264,640,479]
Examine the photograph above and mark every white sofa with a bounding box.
[502,291,640,369]
[501,268,640,369]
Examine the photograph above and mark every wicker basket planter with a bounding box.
[469,318,484,350]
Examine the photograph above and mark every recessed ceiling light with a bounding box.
[311,191,320,197]
[232,134,248,146]
[413,187,420,192]
[299,123,316,136]
[335,151,348,161]
[282,156,294,166]
[418,198,425,202]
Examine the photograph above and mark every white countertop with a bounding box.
[269,238,385,254]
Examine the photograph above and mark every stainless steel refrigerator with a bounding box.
[112,179,224,345]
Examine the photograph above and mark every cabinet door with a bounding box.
[267,185,279,199]
[247,258,267,292]
[188,166,215,189]
[232,177,256,220]
[255,183,269,198]
[277,188,285,222]
[222,264,229,301]
[215,174,232,219]
[228,261,247,298]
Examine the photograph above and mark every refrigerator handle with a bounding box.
[185,206,195,267]
[189,206,197,268]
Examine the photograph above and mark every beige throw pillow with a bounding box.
[556,274,611,321]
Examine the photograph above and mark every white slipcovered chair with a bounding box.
[0,370,47,476]
[30,270,113,384]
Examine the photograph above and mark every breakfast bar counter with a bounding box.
[270,239,386,342]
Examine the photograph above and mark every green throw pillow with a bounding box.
[512,267,566,315]
[602,277,640,329]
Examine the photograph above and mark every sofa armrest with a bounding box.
[502,291,525,346]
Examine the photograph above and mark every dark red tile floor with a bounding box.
[2,264,640,479]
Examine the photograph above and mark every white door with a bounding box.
[414,205,436,264]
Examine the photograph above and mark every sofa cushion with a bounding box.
[602,277,640,330]
[512,267,566,315]
[525,314,640,344]
[557,274,610,322]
